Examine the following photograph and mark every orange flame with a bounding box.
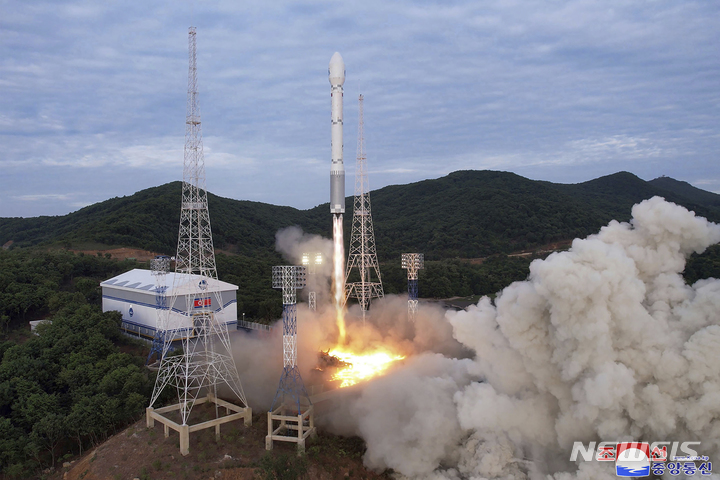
[328,214,403,387]
[329,348,405,388]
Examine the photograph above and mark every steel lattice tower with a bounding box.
[270,266,310,412]
[401,253,424,321]
[267,266,316,452]
[345,95,383,321]
[147,28,250,455]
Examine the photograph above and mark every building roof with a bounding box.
[101,269,238,295]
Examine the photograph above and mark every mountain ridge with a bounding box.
[2,170,718,261]
[648,176,720,207]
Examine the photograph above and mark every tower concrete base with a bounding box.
[146,392,251,456]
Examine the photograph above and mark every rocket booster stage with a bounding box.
[329,52,345,214]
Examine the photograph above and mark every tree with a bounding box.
[0,315,9,335]
[29,413,65,468]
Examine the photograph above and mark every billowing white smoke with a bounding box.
[331,197,720,479]
[275,226,334,307]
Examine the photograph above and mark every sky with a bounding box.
[1,0,718,218]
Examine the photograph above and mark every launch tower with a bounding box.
[401,253,424,321]
[267,265,316,452]
[345,95,384,321]
[146,27,251,456]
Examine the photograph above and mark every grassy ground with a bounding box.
[54,404,391,480]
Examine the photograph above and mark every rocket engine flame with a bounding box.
[327,215,404,388]
[332,214,346,344]
[328,348,405,388]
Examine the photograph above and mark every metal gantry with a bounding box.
[345,95,384,321]
[267,266,316,452]
[302,252,322,312]
[147,27,250,455]
[401,253,424,321]
[270,266,309,411]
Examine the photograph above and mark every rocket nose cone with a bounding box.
[329,52,345,85]
[330,52,344,66]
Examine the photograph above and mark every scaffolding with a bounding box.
[345,95,383,321]
[267,266,316,452]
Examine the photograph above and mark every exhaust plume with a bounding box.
[233,227,467,410]
[318,197,720,479]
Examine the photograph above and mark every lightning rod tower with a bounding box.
[146,27,251,456]
[345,95,384,321]
[267,266,316,452]
[401,253,424,321]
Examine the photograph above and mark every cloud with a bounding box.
[13,193,73,202]
[1,0,719,216]
[562,135,665,162]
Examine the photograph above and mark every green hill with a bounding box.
[648,176,720,208]
[553,171,718,222]
[2,171,719,261]
[353,170,718,260]
[0,182,327,258]
[364,170,607,259]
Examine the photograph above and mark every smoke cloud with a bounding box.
[322,197,720,479]
[275,226,334,305]
[233,198,720,480]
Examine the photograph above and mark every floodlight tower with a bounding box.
[146,256,170,365]
[267,265,316,452]
[401,253,424,321]
[302,253,323,312]
[146,27,250,456]
[345,95,384,321]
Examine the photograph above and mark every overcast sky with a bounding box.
[1,0,718,217]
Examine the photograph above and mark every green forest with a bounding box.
[2,171,719,261]
[0,250,162,477]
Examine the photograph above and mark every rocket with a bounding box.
[329,52,345,215]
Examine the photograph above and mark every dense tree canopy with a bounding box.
[3,171,719,262]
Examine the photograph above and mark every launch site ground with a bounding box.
[55,408,389,480]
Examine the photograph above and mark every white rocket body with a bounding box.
[329,52,345,214]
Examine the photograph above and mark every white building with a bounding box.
[101,269,238,340]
